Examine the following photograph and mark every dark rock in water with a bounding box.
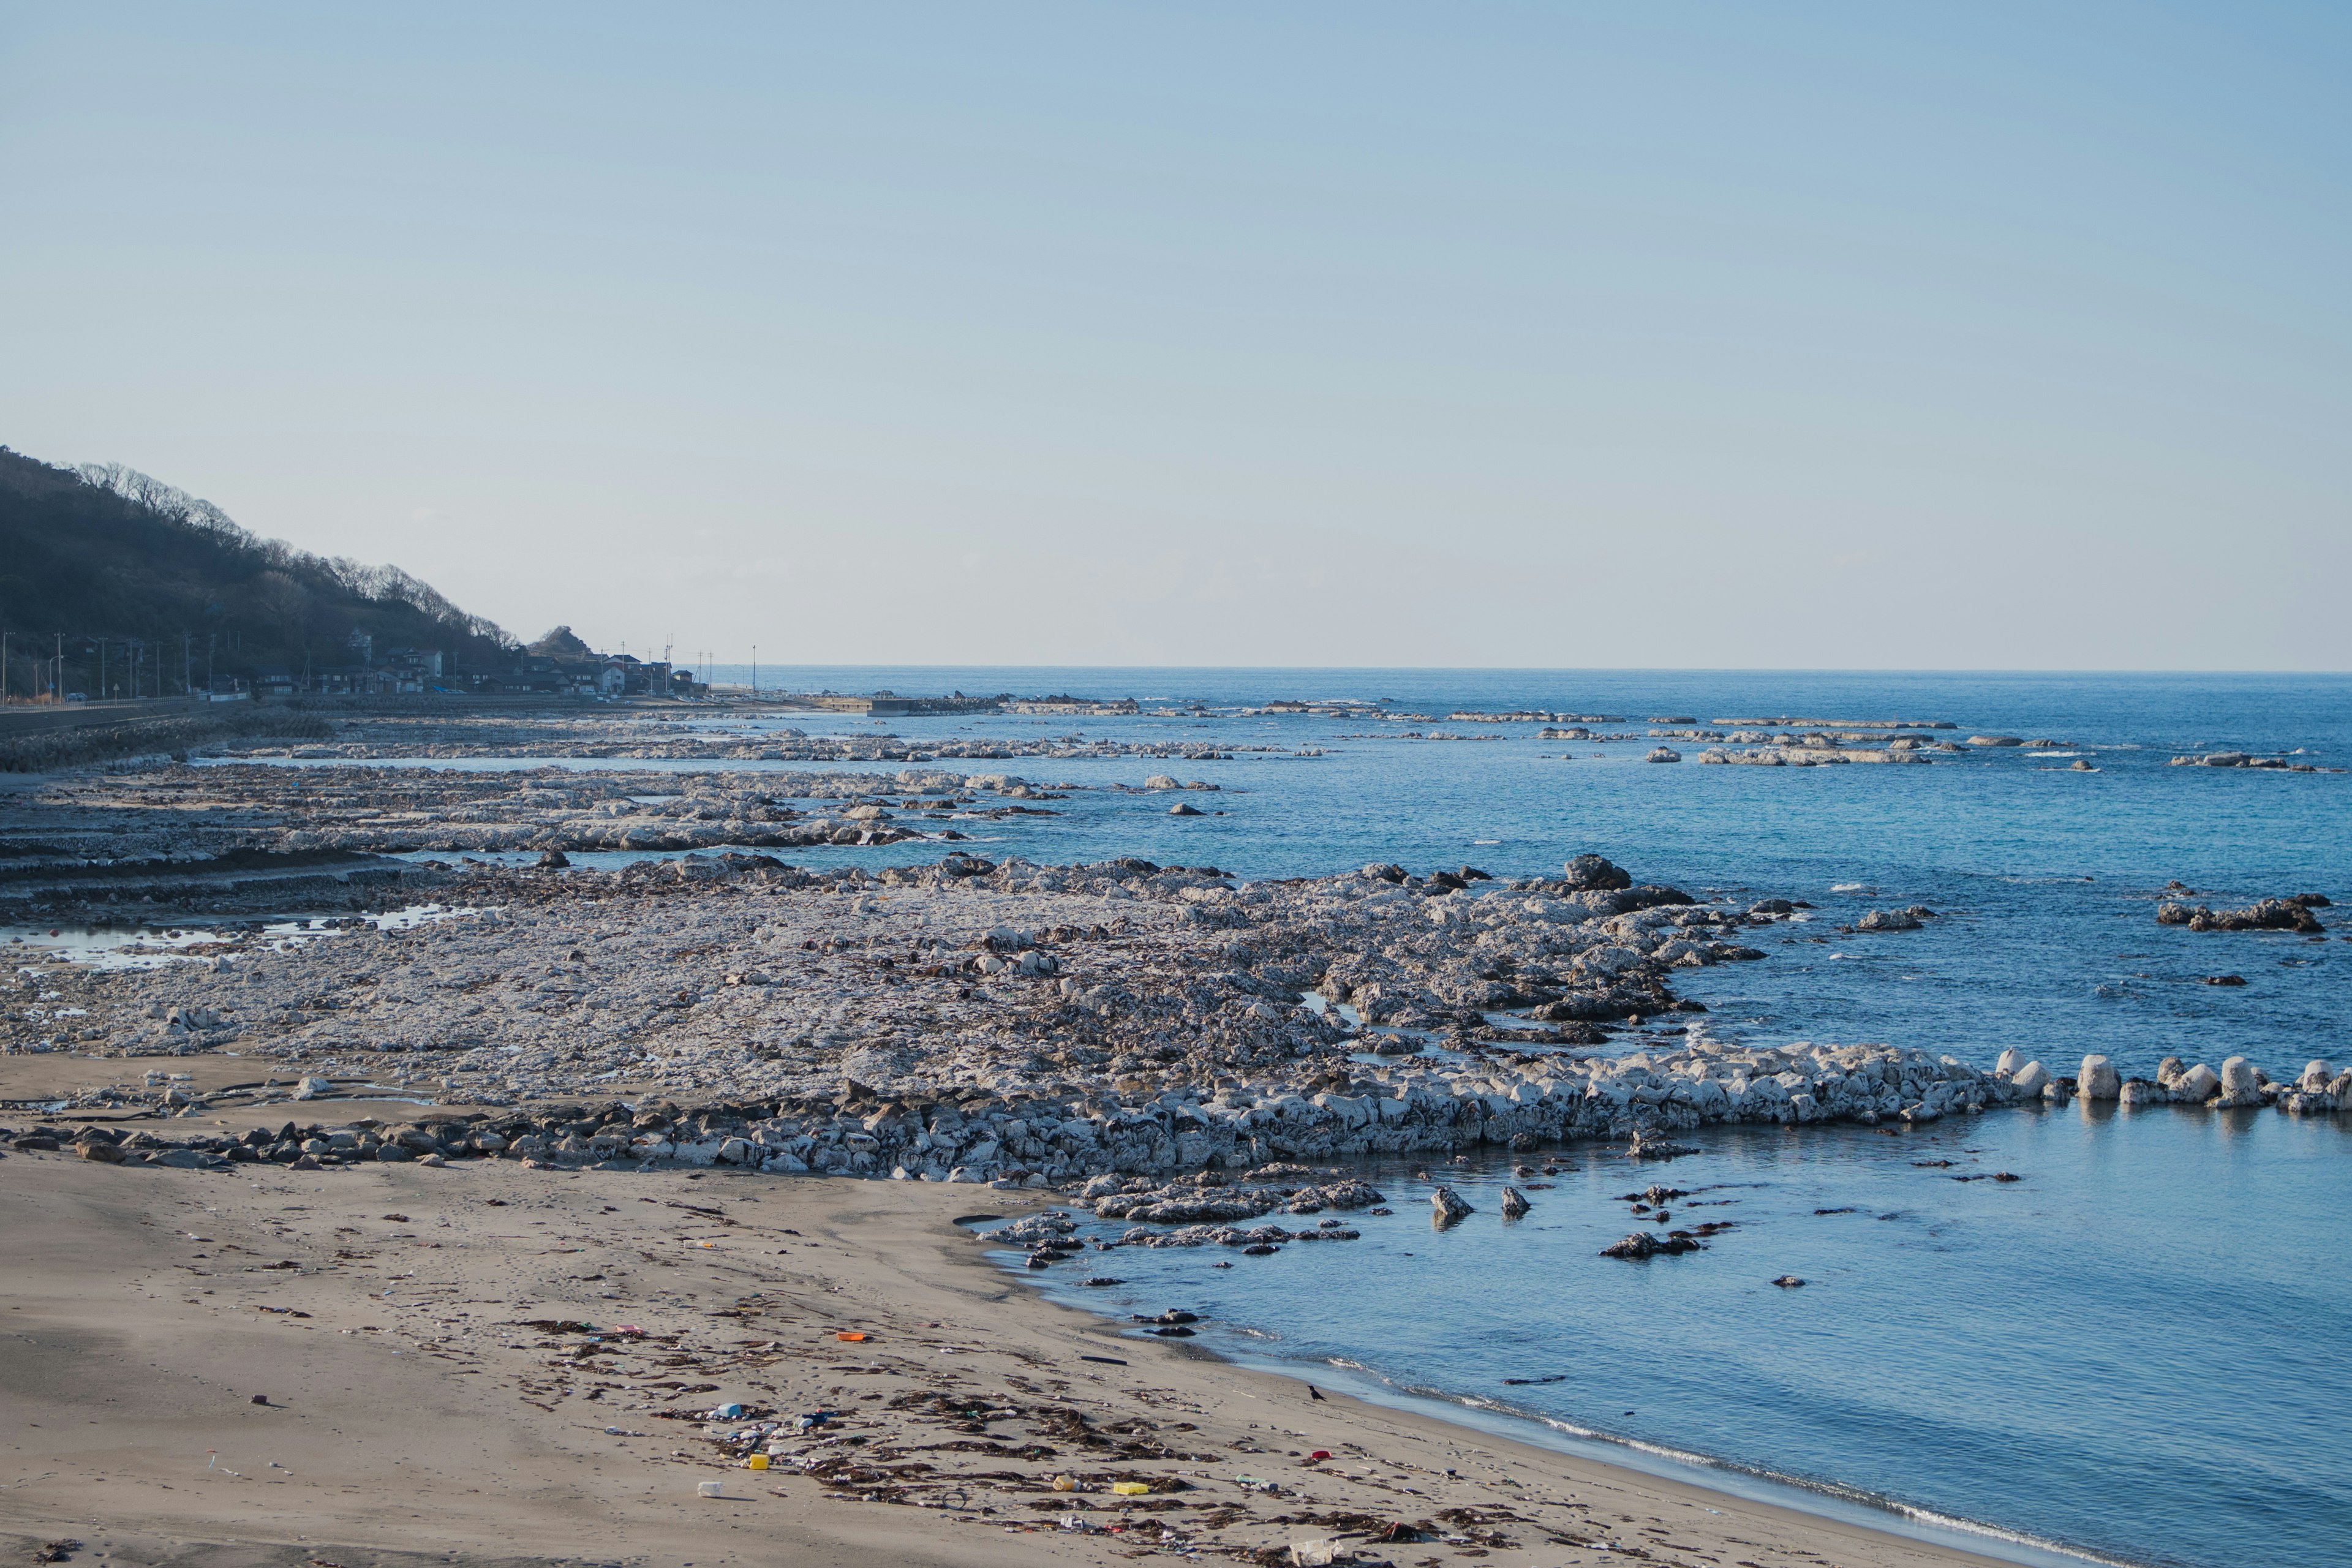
[537,847,570,869]
[1362,862,1407,883]
[2158,898,2324,933]
[1601,1231,1705,1260]
[1564,854,1634,891]
[1627,1131,1698,1161]
[1498,1186,1531,1218]
[1749,898,1795,916]
[1080,1277,1125,1287]
[1150,1325,1196,1337]
[1240,1243,1280,1256]
[1772,1275,1806,1288]
[1854,908,1923,933]
[2203,974,2248,987]
[1168,802,1204,816]
[1618,1185,1689,1205]
[1429,1185,1474,1225]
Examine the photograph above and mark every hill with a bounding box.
[0,447,514,698]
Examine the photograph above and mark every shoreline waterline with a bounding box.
[976,1220,2124,1568]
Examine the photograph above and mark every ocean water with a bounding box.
[1016,1107,2352,1568]
[668,666,2350,1087]
[266,667,2352,1565]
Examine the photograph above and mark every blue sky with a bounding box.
[3,4,2345,668]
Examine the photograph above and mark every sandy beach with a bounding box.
[0,1130,2025,1568]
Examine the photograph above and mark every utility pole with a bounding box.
[751,643,756,698]
[183,634,192,700]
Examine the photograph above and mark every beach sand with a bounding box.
[0,1148,2016,1568]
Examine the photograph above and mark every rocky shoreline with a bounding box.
[12,835,2348,1193]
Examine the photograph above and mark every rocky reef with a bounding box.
[2155,894,2328,934]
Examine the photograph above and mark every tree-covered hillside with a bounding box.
[0,447,513,698]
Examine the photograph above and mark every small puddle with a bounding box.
[5,924,235,971]
[12,903,489,969]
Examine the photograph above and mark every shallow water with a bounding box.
[1016,1108,2352,1568]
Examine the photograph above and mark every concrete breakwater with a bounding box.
[23,1033,2350,1193]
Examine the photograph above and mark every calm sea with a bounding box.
[285,666,2352,1567]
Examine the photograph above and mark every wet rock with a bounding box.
[1429,1186,1474,1225]
[1628,1131,1698,1160]
[1563,854,1632,891]
[2218,1056,2265,1107]
[2157,898,2324,933]
[1854,908,1922,933]
[1600,1231,1704,1259]
[2010,1061,2051,1097]
[1771,1275,1805,1288]
[1498,1186,1531,1218]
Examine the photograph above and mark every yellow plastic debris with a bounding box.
[1111,1481,1150,1496]
[746,1453,769,1471]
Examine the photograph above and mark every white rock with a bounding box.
[2078,1055,2120,1101]
[2219,1056,2263,1105]
[2010,1061,2051,1097]
[1996,1047,2025,1076]
[2174,1063,2220,1101]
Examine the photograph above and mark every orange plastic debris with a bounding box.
[836,1331,867,1342]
